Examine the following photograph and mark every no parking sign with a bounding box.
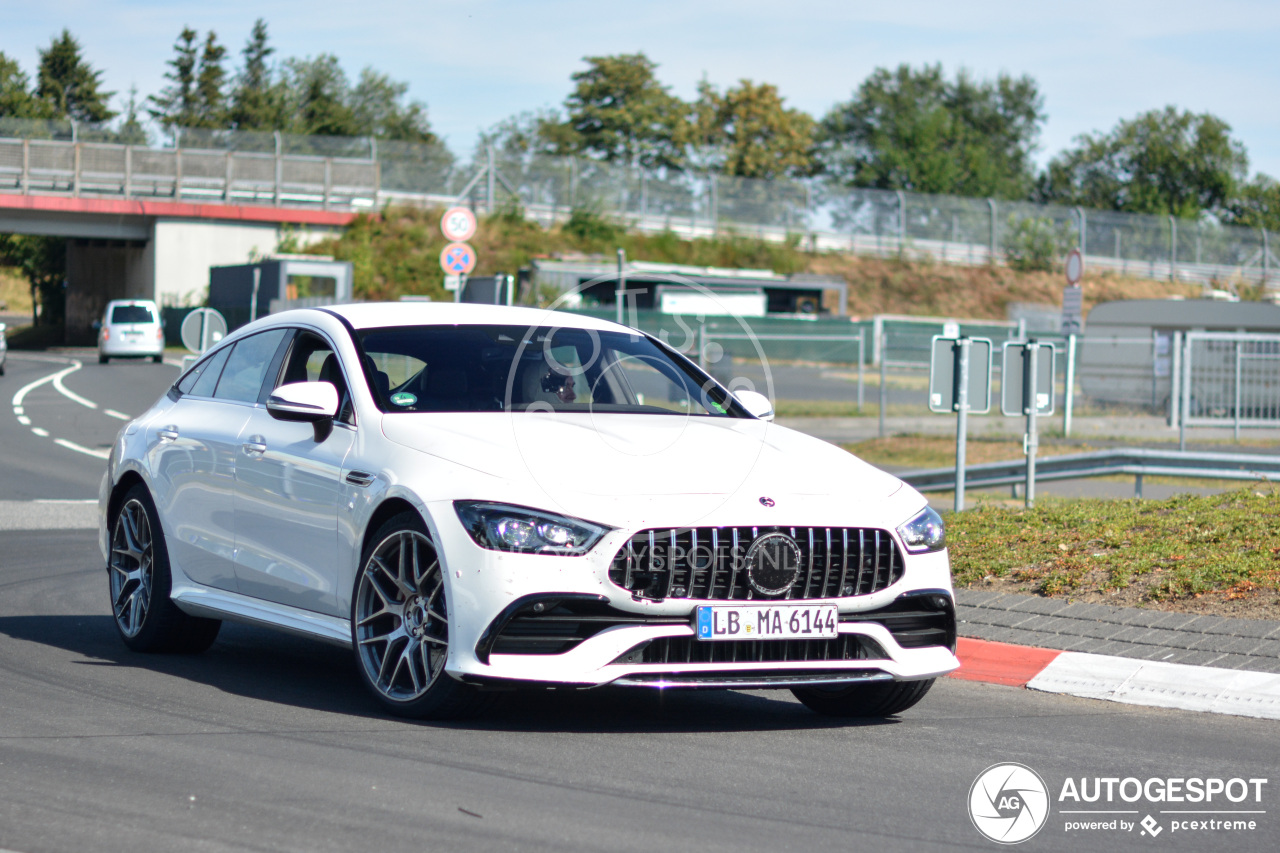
[439,242,477,275]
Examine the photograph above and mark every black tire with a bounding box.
[98,354,108,364]
[792,678,935,718]
[352,511,490,720]
[152,354,163,363]
[108,484,221,653]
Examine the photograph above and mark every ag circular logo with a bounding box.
[968,763,1050,844]
[743,532,801,596]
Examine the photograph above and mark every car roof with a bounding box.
[105,299,158,309]
[319,301,633,334]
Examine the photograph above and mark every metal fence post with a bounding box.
[697,323,707,370]
[1076,206,1086,255]
[987,198,997,262]
[1180,333,1192,452]
[857,333,865,412]
[20,138,28,194]
[72,142,81,197]
[897,190,907,256]
[124,145,132,198]
[323,157,333,210]
[1264,228,1271,286]
[1169,215,1177,282]
[1169,331,1182,427]
[879,333,889,438]
[223,150,232,202]
[273,130,282,206]
[1234,340,1243,441]
[174,148,183,200]
[487,144,496,214]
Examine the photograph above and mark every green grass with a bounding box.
[946,487,1280,602]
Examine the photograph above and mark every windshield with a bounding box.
[356,324,748,417]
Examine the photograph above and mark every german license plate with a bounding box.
[696,604,838,641]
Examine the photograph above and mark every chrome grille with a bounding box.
[608,526,904,601]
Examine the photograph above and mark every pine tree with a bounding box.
[228,19,281,131]
[193,31,228,128]
[0,51,49,119]
[148,27,199,131]
[36,30,115,123]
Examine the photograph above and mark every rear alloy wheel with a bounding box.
[353,512,488,719]
[109,484,221,653]
[791,678,935,718]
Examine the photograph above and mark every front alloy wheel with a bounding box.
[109,497,155,638]
[352,512,488,719]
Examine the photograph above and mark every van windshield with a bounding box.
[111,305,155,324]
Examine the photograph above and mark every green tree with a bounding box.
[116,84,148,144]
[552,53,687,169]
[818,63,1043,198]
[1036,106,1248,218]
[692,78,815,179]
[0,51,49,118]
[228,18,283,130]
[0,234,66,326]
[148,27,199,130]
[1224,174,1280,231]
[193,30,228,128]
[36,30,115,122]
[349,68,435,142]
[281,54,358,136]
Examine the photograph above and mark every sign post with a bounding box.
[1062,248,1084,436]
[929,336,992,512]
[440,207,478,303]
[1002,341,1056,508]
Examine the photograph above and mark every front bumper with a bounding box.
[430,503,960,689]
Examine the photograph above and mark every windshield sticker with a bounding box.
[390,392,417,407]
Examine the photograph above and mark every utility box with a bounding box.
[460,275,514,305]
[209,257,354,330]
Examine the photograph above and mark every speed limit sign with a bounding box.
[441,207,477,243]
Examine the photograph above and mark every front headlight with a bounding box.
[454,501,610,556]
[896,506,946,553]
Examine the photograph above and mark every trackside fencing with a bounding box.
[1174,331,1280,444]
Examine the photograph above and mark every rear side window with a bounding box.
[110,305,154,324]
[214,330,288,403]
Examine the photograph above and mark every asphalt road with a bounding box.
[1,352,1278,852]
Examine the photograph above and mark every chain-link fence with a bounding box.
[1,117,1276,290]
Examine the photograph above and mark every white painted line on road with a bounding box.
[52,366,98,409]
[17,415,29,425]
[34,499,97,503]
[12,406,21,415]
[53,438,110,460]
[11,361,79,408]
[1028,652,1280,721]
[104,409,130,420]
[31,427,49,437]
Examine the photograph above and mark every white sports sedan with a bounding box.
[100,302,958,719]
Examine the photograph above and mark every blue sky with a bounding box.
[4,1,1280,178]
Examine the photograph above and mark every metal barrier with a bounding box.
[1176,332,1280,438]
[900,448,1280,498]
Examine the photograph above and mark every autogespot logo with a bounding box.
[969,763,1051,844]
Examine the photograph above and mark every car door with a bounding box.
[147,344,249,592]
[232,329,356,616]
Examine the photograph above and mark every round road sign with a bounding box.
[441,207,477,243]
[179,308,228,354]
[1065,248,1084,286]
[440,242,477,275]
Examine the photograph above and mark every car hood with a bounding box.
[381,412,909,527]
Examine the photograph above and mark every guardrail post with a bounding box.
[1135,472,1144,499]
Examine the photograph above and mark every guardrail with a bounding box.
[899,448,1280,499]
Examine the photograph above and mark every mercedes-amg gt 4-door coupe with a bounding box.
[101,302,957,719]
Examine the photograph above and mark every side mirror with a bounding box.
[267,381,339,423]
[735,389,774,421]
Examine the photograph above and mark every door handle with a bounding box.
[242,436,268,455]
[157,425,179,441]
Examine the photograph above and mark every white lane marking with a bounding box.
[31,427,49,437]
[52,365,98,409]
[17,416,30,425]
[12,361,79,408]
[104,409,130,420]
[34,499,98,503]
[12,406,22,415]
[54,438,111,459]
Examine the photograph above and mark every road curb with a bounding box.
[949,637,1280,720]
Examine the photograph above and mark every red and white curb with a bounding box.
[950,638,1280,720]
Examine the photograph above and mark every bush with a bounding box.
[1003,216,1073,273]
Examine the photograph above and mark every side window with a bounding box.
[276,331,355,425]
[213,330,288,404]
[183,346,232,398]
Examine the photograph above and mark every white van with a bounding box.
[97,300,165,364]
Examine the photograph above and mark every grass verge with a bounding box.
[947,486,1280,617]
